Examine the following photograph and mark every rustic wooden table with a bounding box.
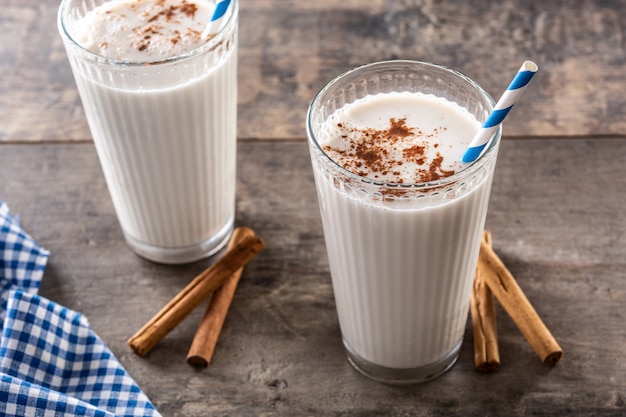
[1,1,625,416]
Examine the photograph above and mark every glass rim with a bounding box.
[306,59,501,190]
[57,0,239,67]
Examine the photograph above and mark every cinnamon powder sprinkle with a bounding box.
[133,0,200,53]
[323,118,456,184]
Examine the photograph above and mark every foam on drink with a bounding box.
[320,92,479,184]
[74,0,215,62]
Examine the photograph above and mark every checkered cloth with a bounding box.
[0,200,48,327]
[0,200,161,416]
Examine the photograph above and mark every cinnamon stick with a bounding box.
[127,227,265,357]
[470,231,500,372]
[479,239,563,365]
[186,227,252,368]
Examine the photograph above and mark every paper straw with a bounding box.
[461,61,538,164]
[201,0,232,39]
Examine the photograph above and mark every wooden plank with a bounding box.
[1,0,625,141]
[0,139,624,415]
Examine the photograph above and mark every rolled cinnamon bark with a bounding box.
[479,239,563,365]
[186,227,252,368]
[127,227,265,357]
[470,231,501,372]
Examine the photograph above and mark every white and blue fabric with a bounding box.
[0,200,48,325]
[0,200,160,416]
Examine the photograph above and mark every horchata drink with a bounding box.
[58,0,238,264]
[307,61,501,384]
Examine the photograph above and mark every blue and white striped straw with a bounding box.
[201,0,232,39]
[461,61,538,164]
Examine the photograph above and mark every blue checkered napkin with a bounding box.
[0,200,49,328]
[0,372,114,417]
[0,290,161,417]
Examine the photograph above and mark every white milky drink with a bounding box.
[307,61,500,384]
[58,0,238,264]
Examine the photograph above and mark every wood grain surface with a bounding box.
[1,140,624,416]
[1,0,626,141]
[1,0,625,415]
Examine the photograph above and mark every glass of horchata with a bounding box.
[58,0,239,264]
[307,60,501,384]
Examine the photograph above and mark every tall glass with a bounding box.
[307,60,501,384]
[58,0,238,264]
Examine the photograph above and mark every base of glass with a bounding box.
[122,216,234,265]
[343,339,462,385]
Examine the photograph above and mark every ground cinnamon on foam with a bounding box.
[323,118,455,184]
[132,0,201,52]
